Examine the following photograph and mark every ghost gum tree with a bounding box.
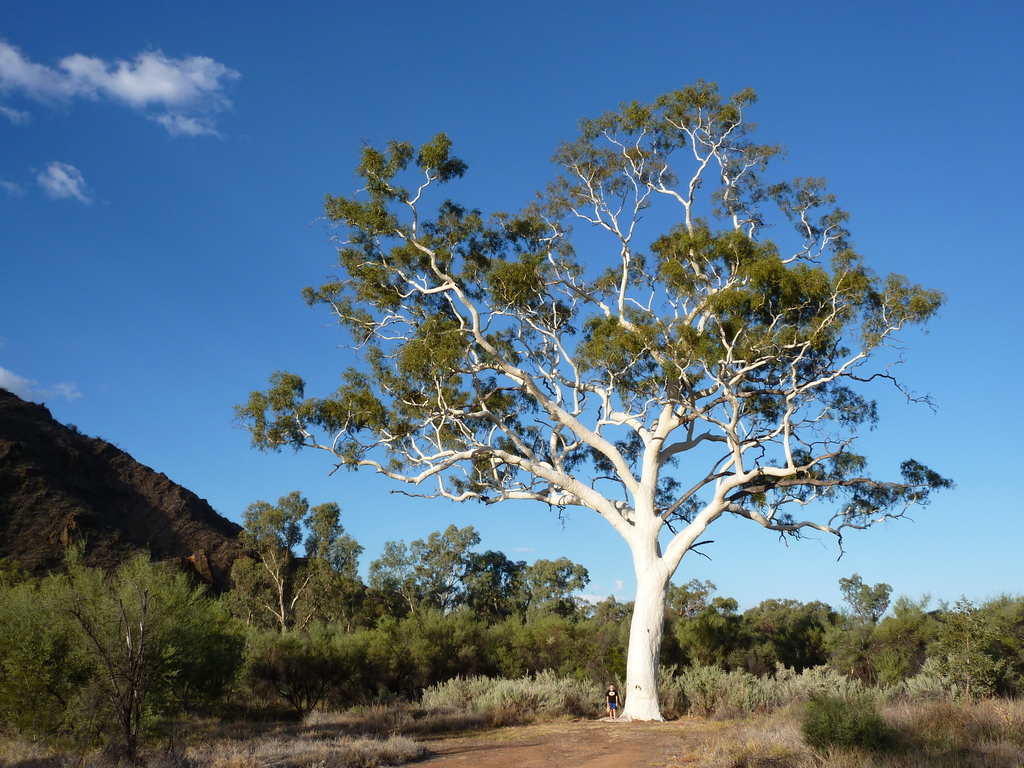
[238,81,951,720]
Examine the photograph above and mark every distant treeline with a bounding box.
[0,492,1021,757]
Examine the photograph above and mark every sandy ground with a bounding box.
[419,718,718,768]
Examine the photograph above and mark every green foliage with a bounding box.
[839,573,892,625]
[870,594,938,686]
[740,599,838,674]
[0,554,242,759]
[520,557,590,618]
[665,579,716,620]
[0,576,91,736]
[801,694,895,754]
[672,596,743,668]
[368,525,482,615]
[0,557,30,588]
[232,491,363,631]
[368,525,589,622]
[238,82,950,544]
[978,594,1024,695]
[64,554,244,758]
[935,597,1004,701]
[244,626,354,714]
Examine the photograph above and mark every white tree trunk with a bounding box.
[620,544,671,721]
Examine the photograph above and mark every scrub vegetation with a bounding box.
[1,536,1023,766]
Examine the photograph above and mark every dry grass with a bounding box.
[0,712,432,768]
[3,698,1023,767]
[685,709,815,767]
[682,699,1024,768]
[186,733,426,768]
[0,736,61,767]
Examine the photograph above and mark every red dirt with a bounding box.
[420,719,716,768]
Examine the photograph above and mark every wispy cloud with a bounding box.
[151,112,219,137]
[0,104,29,124]
[36,161,91,202]
[579,579,629,605]
[0,366,81,402]
[0,179,24,196]
[0,40,240,136]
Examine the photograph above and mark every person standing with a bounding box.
[605,684,620,719]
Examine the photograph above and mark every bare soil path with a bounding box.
[419,718,720,768]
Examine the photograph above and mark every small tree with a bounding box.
[239,82,951,719]
[61,554,242,761]
[936,597,1003,701]
[233,491,362,631]
[839,573,892,625]
[296,500,365,629]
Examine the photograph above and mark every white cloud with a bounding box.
[0,41,239,136]
[0,104,29,124]
[152,112,219,137]
[0,366,81,402]
[0,367,34,398]
[0,41,77,99]
[44,382,83,401]
[0,179,24,196]
[37,161,91,203]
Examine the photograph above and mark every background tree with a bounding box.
[369,525,589,620]
[976,595,1024,695]
[295,501,365,629]
[0,573,91,738]
[368,524,481,614]
[239,81,951,719]
[234,491,308,632]
[935,597,1003,701]
[839,573,892,625]
[666,578,717,620]
[62,554,243,761]
[233,491,362,631]
[827,574,894,683]
[521,557,590,618]
[740,598,837,674]
[869,594,937,685]
[464,549,527,621]
[672,596,743,669]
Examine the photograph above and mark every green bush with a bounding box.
[801,694,895,753]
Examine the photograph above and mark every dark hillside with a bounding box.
[0,387,244,589]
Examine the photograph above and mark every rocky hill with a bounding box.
[0,387,245,589]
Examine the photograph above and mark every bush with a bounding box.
[801,694,895,754]
[421,671,600,719]
[243,626,354,714]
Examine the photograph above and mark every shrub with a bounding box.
[801,694,895,754]
[421,671,600,719]
[243,626,353,714]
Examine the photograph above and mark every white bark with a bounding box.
[620,547,671,721]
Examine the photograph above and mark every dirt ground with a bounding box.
[419,718,722,768]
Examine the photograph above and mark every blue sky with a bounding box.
[2,0,1022,613]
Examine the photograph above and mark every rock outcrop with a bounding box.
[0,387,244,589]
